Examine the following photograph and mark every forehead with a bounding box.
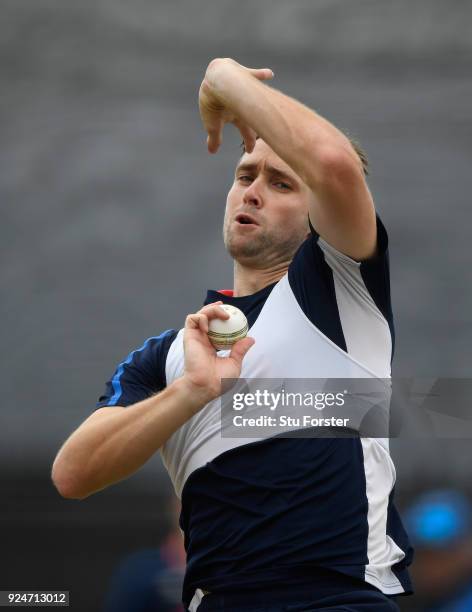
[236,139,300,181]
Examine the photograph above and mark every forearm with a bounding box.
[52,378,205,500]
[205,59,362,188]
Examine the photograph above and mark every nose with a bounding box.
[242,177,263,208]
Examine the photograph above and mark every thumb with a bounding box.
[228,336,255,366]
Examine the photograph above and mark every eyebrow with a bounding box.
[235,162,297,184]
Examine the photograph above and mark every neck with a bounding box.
[232,259,289,297]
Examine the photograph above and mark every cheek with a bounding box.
[222,209,230,236]
[269,202,309,240]
[225,186,239,215]
[223,194,236,232]
[276,199,307,226]
[291,197,310,227]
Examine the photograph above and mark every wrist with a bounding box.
[172,376,216,414]
[204,58,243,101]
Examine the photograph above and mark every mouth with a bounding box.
[235,213,259,226]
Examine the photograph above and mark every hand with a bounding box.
[199,58,274,154]
[181,301,255,407]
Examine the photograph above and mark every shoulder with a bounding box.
[289,214,392,316]
[96,329,179,409]
[287,214,395,370]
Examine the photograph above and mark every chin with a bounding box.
[226,235,256,256]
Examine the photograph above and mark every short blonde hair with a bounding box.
[241,136,369,176]
[347,137,369,176]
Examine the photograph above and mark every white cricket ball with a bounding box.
[207,304,248,350]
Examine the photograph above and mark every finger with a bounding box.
[235,121,257,154]
[198,304,230,320]
[185,313,207,333]
[185,313,209,333]
[207,135,220,154]
[228,336,255,365]
[206,118,224,154]
[248,67,274,81]
[200,300,224,310]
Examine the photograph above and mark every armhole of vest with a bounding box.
[288,232,347,353]
[159,329,180,388]
[359,217,395,359]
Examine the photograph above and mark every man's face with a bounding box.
[223,139,313,268]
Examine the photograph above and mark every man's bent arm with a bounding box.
[51,378,206,500]
[52,301,254,501]
[202,58,377,261]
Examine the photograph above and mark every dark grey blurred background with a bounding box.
[1,1,471,610]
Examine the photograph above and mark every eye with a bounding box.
[237,175,253,184]
[274,181,291,190]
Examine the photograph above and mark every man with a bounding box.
[52,58,413,611]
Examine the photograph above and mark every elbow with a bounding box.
[312,145,365,188]
[51,460,90,500]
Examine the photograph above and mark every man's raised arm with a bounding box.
[199,58,377,261]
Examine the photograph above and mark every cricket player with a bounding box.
[52,58,413,611]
